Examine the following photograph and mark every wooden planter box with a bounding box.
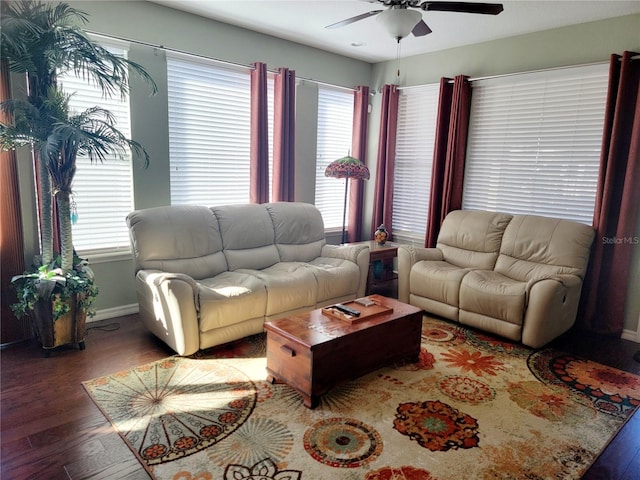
[31,294,87,356]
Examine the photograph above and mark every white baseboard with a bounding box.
[621,328,640,343]
[88,304,139,323]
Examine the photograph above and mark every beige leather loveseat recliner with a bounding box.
[398,210,595,348]
[126,202,369,355]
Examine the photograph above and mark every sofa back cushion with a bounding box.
[495,214,595,281]
[265,202,326,262]
[437,210,513,269]
[126,205,228,279]
[213,204,280,271]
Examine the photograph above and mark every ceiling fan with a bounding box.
[326,0,504,42]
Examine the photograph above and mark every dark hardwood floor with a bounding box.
[0,315,172,480]
[1,314,638,479]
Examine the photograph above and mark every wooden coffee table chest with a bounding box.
[264,295,422,408]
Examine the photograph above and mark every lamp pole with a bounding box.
[341,177,349,244]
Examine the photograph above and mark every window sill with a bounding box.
[77,249,132,264]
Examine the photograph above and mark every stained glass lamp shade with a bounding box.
[324,155,370,244]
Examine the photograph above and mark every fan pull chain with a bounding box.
[396,38,402,81]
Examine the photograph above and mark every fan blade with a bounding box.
[421,2,503,15]
[412,20,432,37]
[325,10,383,29]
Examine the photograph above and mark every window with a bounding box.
[392,84,440,244]
[315,87,354,230]
[61,43,134,253]
[167,55,252,205]
[462,64,609,224]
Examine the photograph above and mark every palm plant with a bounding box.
[44,89,150,271]
[0,0,156,269]
[0,1,156,349]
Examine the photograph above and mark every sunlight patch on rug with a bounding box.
[82,320,640,480]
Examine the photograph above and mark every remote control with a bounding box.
[334,304,361,317]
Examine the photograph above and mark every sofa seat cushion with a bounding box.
[459,270,526,325]
[410,261,470,307]
[304,257,360,302]
[197,272,268,332]
[238,263,317,315]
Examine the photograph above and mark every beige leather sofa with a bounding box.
[126,202,369,355]
[398,210,595,348]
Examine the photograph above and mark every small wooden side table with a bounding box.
[345,240,400,296]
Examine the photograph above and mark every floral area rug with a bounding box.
[82,317,640,480]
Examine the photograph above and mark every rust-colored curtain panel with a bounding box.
[250,62,269,204]
[273,67,296,202]
[347,85,369,242]
[425,75,471,247]
[580,51,640,335]
[0,60,29,343]
[371,84,399,239]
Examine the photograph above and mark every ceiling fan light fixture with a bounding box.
[376,8,422,40]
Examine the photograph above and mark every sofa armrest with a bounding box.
[398,245,444,303]
[136,270,201,356]
[321,244,370,297]
[522,274,584,348]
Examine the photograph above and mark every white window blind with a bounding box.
[393,84,440,244]
[462,64,609,224]
[167,55,251,205]
[60,43,134,253]
[315,87,354,230]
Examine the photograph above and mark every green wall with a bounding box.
[14,3,640,335]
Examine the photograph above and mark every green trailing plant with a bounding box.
[11,253,98,321]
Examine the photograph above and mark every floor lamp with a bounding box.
[324,154,370,244]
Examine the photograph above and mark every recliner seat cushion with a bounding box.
[197,271,268,332]
[410,261,470,307]
[304,257,360,302]
[238,263,317,315]
[459,270,527,325]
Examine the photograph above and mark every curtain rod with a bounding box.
[452,60,610,84]
[451,55,639,85]
[87,30,357,92]
[396,60,611,91]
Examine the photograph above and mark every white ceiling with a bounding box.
[149,0,640,63]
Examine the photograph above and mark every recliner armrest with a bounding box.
[136,269,200,355]
[522,273,584,348]
[321,243,368,262]
[524,273,582,304]
[140,270,199,290]
[321,244,370,297]
[398,245,444,302]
